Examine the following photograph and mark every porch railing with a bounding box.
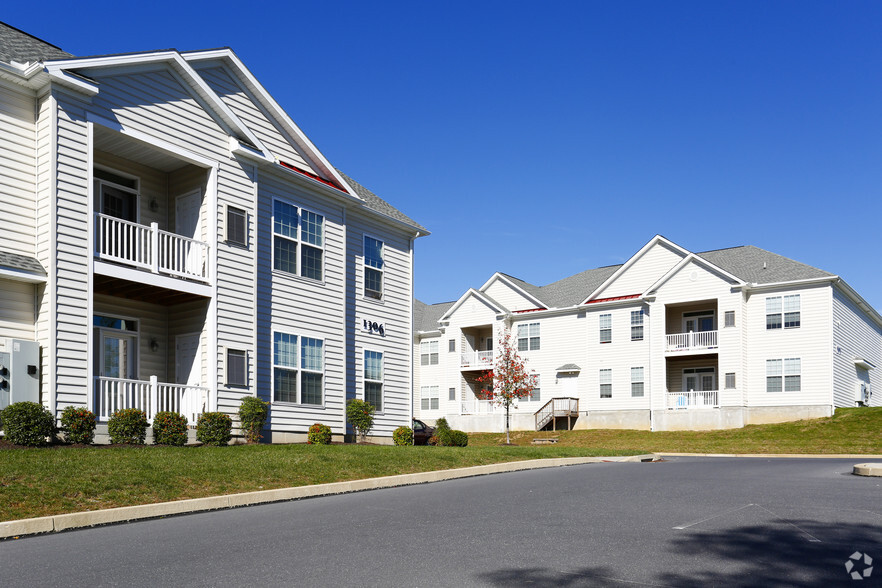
[535,397,579,430]
[461,399,495,414]
[666,390,719,409]
[95,213,210,282]
[460,350,493,369]
[665,330,718,352]
[95,376,209,424]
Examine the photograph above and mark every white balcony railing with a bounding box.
[461,399,495,414]
[665,330,718,352]
[460,350,494,369]
[666,390,720,409]
[95,376,209,424]
[95,213,210,282]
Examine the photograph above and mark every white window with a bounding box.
[600,314,612,344]
[226,349,247,387]
[517,323,540,351]
[225,205,247,247]
[273,199,324,280]
[631,367,644,398]
[766,295,800,330]
[528,375,541,402]
[630,310,644,341]
[448,339,456,352]
[724,310,735,328]
[725,372,736,389]
[420,340,439,365]
[766,358,800,392]
[95,167,139,222]
[448,387,456,401]
[273,332,323,405]
[363,236,384,300]
[600,368,612,398]
[364,350,383,412]
[421,386,439,410]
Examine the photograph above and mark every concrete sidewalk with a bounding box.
[0,454,656,540]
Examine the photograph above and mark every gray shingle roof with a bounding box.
[0,250,46,275]
[0,22,72,63]
[556,363,581,372]
[414,299,454,333]
[336,169,428,234]
[536,265,621,308]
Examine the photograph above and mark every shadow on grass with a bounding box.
[475,518,881,586]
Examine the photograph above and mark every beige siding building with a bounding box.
[0,23,426,442]
[414,236,882,432]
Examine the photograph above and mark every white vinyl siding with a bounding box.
[591,240,686,299]
[0,84,37,258]
[832,286,882,407]
[0,281,36,341]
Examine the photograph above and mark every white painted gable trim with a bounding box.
[581,235,691,304]
[478,273,546,310]
[181,49,356,198]
[438,288,505,323]
[44,52,271,160]
[644,253,745,296]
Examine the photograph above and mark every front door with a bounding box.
[175,333,201,386]
[175,190,201,240]
[99,332,137,379]
[683,368,715,392]
[683,312,714,332]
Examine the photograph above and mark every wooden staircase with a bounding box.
[534,397,579,431]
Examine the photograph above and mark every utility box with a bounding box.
[0,339,40,411]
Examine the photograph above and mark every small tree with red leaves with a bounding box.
[474,329,537,444]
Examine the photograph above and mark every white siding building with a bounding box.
[414,236,881,432]
[0,23,426,442]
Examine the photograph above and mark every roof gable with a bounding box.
[646,253,744,296]
[479,273,546,311]
[439,288,505,323]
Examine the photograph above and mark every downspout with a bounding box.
[409,231,419,428]
[648,299,654,432]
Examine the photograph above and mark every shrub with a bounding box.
[435,428,469,447]
[0,401,55,446]
[393,426,413,446]
[308,422,332,445]
[346,399,375,443]
[435,417,451,434]
[152,411,189,446]
[427,435,439,446]
[108,408,149,445]
[196,412,232,446]
[60,406,96,444]
[451,430,469,447]
[238,396,269,443]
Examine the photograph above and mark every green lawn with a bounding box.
[0,444,641,521]
[470,407,882,454]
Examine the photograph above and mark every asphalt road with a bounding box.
[1,457,880,587]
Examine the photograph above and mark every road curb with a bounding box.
[0,454,656,540]
[658,453,882,459]
[853,463,882,477]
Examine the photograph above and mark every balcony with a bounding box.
[95,376,209,424]
[666,390,719,409]
[460,350,494,370]
[95,213,210,283]
[461,399,496,414]
[665,330,718,353]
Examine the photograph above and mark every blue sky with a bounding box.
[7,2,882,309]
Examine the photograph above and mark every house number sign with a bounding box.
[363,319,385,336]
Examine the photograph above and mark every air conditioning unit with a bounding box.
[855,381,872,406]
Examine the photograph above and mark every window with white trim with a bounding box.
[420,340,439,365]
[273,199,324,280]
[725,372,736,389]
[448,339,455,352]
[600,368,612,398]
[226,206,247,247]
[226,349,247,387]
[724,311,735,328]
[517,323,540,351]
[766,358,800,392]
[273,332,324,405]
[528,375,540,402]
[631,367,644,397]
[630,310,644,341]
[766,295,800,330]
[364,350,383,412]
[364,236,384,300]
[600,314,612,344]
[448,387,456,401]
[421,386,439,410]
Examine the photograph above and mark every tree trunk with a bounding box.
[505,404,510,444]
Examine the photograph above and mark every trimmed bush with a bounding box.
[108,408,149,445]
[0,401,55,446]
[60,406,96,445]
[238,396,269,443]
[196,412,233,446]
[451,430,469,447]
[435,428,469,447]
[434,417,451,433]
[152,411,189,446]
[308,422,332,445]
[392,426,413,446]
[346,399,375,443]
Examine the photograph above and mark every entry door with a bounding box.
[99,332,137,379]
[684,314,714,333]
[560,373,578,397]
[176,333,201,386]
[175,191,202,274]
[684,370,715,392]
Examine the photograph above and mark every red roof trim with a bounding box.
[278,160,346,193]
[513,307,547,313]
[585,294,641,304]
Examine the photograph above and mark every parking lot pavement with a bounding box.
[2,457,880,586]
